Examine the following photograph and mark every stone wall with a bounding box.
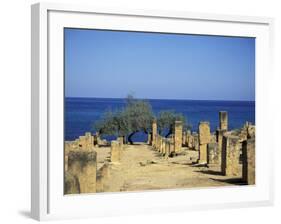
[67,150,97,193]
[242,138,255,185]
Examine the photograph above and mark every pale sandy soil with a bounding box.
[96,143,245,193]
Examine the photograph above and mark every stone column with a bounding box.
[219,111,228,131]
[147,133,152,145]
[221,135,240,176]
[198,122,211,164]
[169,137,175,154]
[67,151,97,193]
[152,119,157,148]
[174,121,183,153]
[182,131,186,146]
[216,129,226,165]
[161,138,166,155]
[242,138,255,185]
[207,142,219,164]
[110,140,121,162]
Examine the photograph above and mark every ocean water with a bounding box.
[65,97,255,142]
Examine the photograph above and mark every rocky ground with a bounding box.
[95,143,245,193]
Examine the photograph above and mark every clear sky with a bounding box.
[65,28,255,101]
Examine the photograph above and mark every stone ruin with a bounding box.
[64,132,125,194]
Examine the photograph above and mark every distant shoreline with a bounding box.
[65,96,255,103]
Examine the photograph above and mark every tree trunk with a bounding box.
[165,129,172,138]
[128,131,137,144]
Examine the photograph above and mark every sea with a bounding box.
[65,97,255,142]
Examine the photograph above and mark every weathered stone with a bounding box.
[221,135,240,176]
[165,139,170,159]
[242,138,255,185]
[147,133,152,145]
[67,151,97,193]
[162,138,166,155]
[216,129,227,165]
[110,140,121,162]
[152,119,157,148]
[64,171,80,194]
[219,111,228,131]
[169,137,175,154]
[198,122,211,163]
[207,142,219,164]
[182,131,187,146]
[198,144,208,164]
[174,121,183,153]
[199,122,211,145]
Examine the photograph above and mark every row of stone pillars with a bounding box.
[151,119,183,156]
[197,111,255,185]
[65,132,125,194]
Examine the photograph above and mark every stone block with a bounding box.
[110,140,121,162]
[174,121,183,152]
[219,111,228,131]
[242,138,255,185]
[221,135,240,176]
[199,121,211,145]
[207,142,219,164]
[152,119,157,147]
[67,151,97,193]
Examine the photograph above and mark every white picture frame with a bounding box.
[31,2,274,221]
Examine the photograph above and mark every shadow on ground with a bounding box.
[210,177,247,185]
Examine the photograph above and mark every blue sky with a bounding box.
[65,28,255,101]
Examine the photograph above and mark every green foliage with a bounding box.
[157,110,190,137]
[93,94,191,143]
[93,95,153,143]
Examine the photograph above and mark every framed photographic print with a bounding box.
[31,2,274,221]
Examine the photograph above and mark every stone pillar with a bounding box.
[165,139,170,159]
[182,131,186,146]
[169,137,175,154]
[216,129,226,165]
[162,138,166,155]
[174,121,183,153]
[193,133,199,151]
[147,133,152,145]
[152,119,157,148]
[198,122,211,164]
[207,142,219,164]
[221,135,240,176]
[110,140,121,162]
[242,138,255,185]
[219,111,228,131]
[67,151,97,193]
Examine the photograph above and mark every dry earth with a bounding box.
[96,143,245,193]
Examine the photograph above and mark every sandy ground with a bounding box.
[96,143,245,193]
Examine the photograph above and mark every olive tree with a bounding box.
[157,110,189,137]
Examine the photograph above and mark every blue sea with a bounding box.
[65,97,255,142]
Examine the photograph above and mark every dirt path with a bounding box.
[98,143,244,193]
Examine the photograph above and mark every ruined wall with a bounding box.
[67,151,97,193]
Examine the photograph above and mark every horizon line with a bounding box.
[65,96,255,102]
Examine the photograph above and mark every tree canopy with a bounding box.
[93,95,190,144]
